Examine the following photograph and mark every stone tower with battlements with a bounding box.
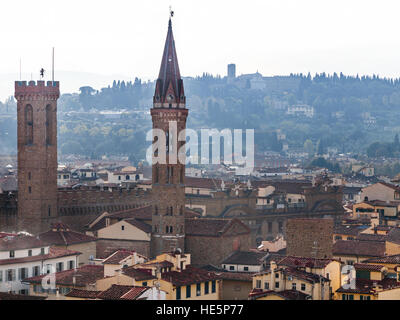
[15,80,59,234]
[150,18,188,257]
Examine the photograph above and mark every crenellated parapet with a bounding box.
[14,80,60,101]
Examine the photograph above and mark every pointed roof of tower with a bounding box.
[154,18,185,105]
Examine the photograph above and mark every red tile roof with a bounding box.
[222,251,268,266]
[161,265,219,286]
[121,267,156,281]
[277,256,336,269]
[97,285,147,300]
[362,254,400,265]
[124,218,152,233]
[102,250,135,265]
[336,278,400,294]
[23,265,104,287]
[356,233,387,242]
[333,240,385,257]
[334,225,369,236]
[65,289,101,299]
[0,235,45,251]
[39,223,97,246]
[354,263,385,272]
[249,289,311,300]
[0,292,46,300]
[185,177,222,189]
[213,271,253,281]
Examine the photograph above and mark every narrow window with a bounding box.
[25,104,33,145]
[45,104,52,145]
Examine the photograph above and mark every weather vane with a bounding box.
[40,68,45,79]
[169,6,174,18]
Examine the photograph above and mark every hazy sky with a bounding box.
[1,0,400,98]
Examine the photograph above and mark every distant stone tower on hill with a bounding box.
[15,80,60,234]
[150,18,188,257]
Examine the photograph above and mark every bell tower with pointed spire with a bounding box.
[150,16,188,257]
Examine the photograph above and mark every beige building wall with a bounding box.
[54,241,96,267]
[97,220,150,241]
[361,184,398,202]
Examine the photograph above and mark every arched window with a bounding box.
[25,104,33,145]
[45,104,52,145]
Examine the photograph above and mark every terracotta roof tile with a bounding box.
[23,265,104,287]
[161,265,219,286]
[333,240,385,257]
[222,251,268,266]
[336,278,400,294]
[97,285,147,300]
[362,254,400,265]
[122,267,156,281]
[354,263,385,272]
[102,250,135,265]
[277,256,336,269]
[334,225,369,236]
[0,235,45,251]
[65,289,101,299]
[249,289,311,300]
[39,224,97,246]
[0,292,46,300]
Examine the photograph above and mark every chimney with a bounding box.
[270,260,277,286]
